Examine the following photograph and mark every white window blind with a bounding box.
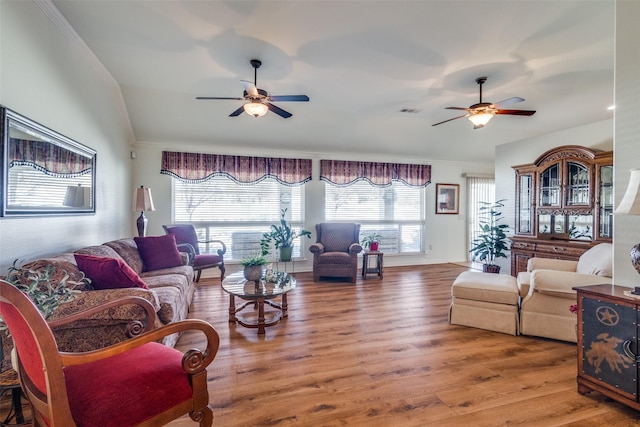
[7,165,92,208]
[466,176,496,260]
[172,177,307,261]
[324,181,424,253]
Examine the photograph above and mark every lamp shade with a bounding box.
[468,112,494,128]
[131,186,155,212]
[63,184,91,207]
[243,101,268,117]
[615,168,640,215]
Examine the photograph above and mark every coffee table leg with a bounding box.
[228,294,237,323]
[257,298,265,335]
[282,293,288,318]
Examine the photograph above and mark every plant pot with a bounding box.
[279,246,293,262]
[483,264,501,274]
[369,242,379,251]
[243,265,263,282]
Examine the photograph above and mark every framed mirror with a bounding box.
[0,106,96,216]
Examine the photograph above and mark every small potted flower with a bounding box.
[240,253,267,282]
[361,232,382,252]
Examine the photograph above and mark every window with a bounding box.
[466,176,495,260]
[172,177,307,261]
[324,181,424,253]
[8,165,92,208]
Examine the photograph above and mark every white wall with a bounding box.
[494,119,614,273]
[613,0,640,287]
[0,1,133,272]
[132,141,493,276]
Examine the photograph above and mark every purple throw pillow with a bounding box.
[134,234,183,272]
[74,253,149,290]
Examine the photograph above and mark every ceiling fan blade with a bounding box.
[229,106,244,117]
[445,107,472,111]
[269,95,310,102]
[432,114,469,126]
[196,96,245,100]
[266,102,292,118]
[241,80,259,97]
[492,97,524,108]
[495,109,536,116]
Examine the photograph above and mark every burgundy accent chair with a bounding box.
[0,280,220,427]
[309,223,362,282]
[163,224,226,282]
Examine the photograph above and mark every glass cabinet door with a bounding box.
[540,164,560,207]
[517,174,533,234]
[567,162,590,206]
[599,165,613,238]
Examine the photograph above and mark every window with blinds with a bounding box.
[466,176,496,260]
[8,165,92,208]
[172,177,307,261]
[324,181,424,254]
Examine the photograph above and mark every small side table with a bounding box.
[362,251,383,279]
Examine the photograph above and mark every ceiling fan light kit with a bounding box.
[468,112,494,128]
[432,76,536,129]
[243,101,268,117]
[196,59,309,118]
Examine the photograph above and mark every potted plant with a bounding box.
[1,260,84,329]
[469,199,510,274]
[361,232,382,252]
[240,253,267,282]
[260,208,312,262]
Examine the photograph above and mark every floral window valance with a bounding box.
[9,138,93,178]
[160,151,312,186]
[319,159,431,187]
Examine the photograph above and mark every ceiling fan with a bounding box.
[432,77,536,129]
[196,59,309,118]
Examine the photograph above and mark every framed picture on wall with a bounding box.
[435,183,459,214]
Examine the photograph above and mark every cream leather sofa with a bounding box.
[518,243,613,343]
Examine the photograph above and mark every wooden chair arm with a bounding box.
[60,319,220,372]
[48,296,157,337]
[199,239,227,256]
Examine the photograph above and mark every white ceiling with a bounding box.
[52,0,615,164]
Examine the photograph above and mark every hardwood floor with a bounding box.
[167,264,640,426]
[2,264,637,426]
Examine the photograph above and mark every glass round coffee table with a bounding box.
[221,271,296,335]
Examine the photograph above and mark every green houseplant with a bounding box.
[240,253,268,282]
[469,200,510,274]
[261,208,312,262]
[1,260,84,329]
[361,232,382,252]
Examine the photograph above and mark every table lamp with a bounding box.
[132,185,155,237]
[615,168,640,291]
[63,184,90,207]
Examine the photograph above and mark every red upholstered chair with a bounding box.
[309,223,362,282]
[0,279,220,427]
[163,224,226,282]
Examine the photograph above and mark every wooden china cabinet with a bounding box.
[510,145,613,276]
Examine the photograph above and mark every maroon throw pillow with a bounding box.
[74,254,149,290]
[134,234,183,272]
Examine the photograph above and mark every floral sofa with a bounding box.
[7,236,195,351]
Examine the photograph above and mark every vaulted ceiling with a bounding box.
[52,0,615,164]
